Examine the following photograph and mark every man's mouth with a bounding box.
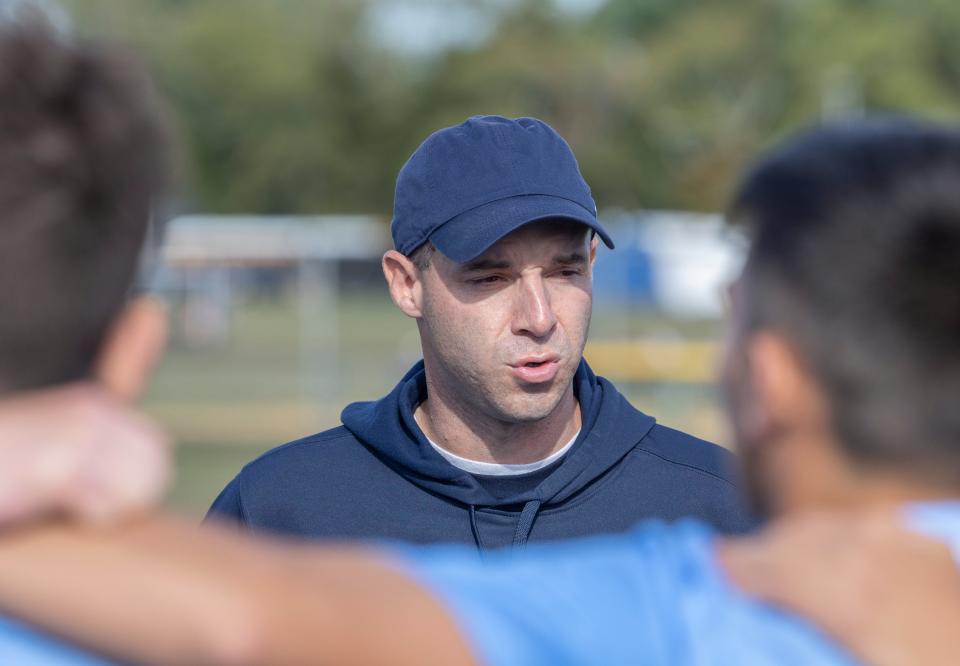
[510,355,561,384]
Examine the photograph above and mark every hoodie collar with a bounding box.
[341,359,656,508]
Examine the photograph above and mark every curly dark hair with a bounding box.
[0,16,171,392]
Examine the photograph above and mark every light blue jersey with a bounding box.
[405,519,857,665]
[0,616,111,665]
[408,502,960,665]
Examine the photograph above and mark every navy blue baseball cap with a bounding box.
[391,115,615,263]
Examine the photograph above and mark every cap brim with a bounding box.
[428,194,615,263]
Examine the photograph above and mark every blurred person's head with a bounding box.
[382,116,614,426]
[0,16,170,397]
[721,118,960,517]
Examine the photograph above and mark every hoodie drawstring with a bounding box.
[470,499,543,551]
[512,499,542,548]
[469,504,487,552]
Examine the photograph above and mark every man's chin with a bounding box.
[494,389,570,424]
[515,378,558,395]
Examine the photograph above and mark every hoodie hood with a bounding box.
[341,359,656,509]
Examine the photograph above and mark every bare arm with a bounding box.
[0,515,476,666]
[719,511,960,666]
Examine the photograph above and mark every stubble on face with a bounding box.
[418,220,594,428]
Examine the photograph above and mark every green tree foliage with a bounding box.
[62,0,960,214]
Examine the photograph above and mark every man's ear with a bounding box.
[382,250,424,318]
[589,236,598,268]
[743,331,819,443]
[95,296,169,402]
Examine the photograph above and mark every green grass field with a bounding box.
[148,292,727,518]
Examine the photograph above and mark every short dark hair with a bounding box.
[408,241,436,271]
[0,18,170,393]
[730,117,960,484]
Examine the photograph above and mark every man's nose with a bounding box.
[511,275,557,339]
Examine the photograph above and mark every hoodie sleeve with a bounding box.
[203,474,248,527]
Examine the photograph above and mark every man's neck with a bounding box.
[770,437,960,517]
[783,477,960,516]
[414,385,581,466]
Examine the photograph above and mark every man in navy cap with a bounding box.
[207,115,754,546]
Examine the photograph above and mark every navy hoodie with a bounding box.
[207,360,756,548]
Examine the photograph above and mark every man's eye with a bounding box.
[470,275,504,285]
[556,269,582,278]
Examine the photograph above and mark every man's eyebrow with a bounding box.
[460,258,511,272]
[553,252,588,265]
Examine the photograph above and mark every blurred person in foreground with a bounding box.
[205,114,754,546]
[2,15,960,666]
[0,15,171,525]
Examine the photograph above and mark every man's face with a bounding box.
[418,219,595,424]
